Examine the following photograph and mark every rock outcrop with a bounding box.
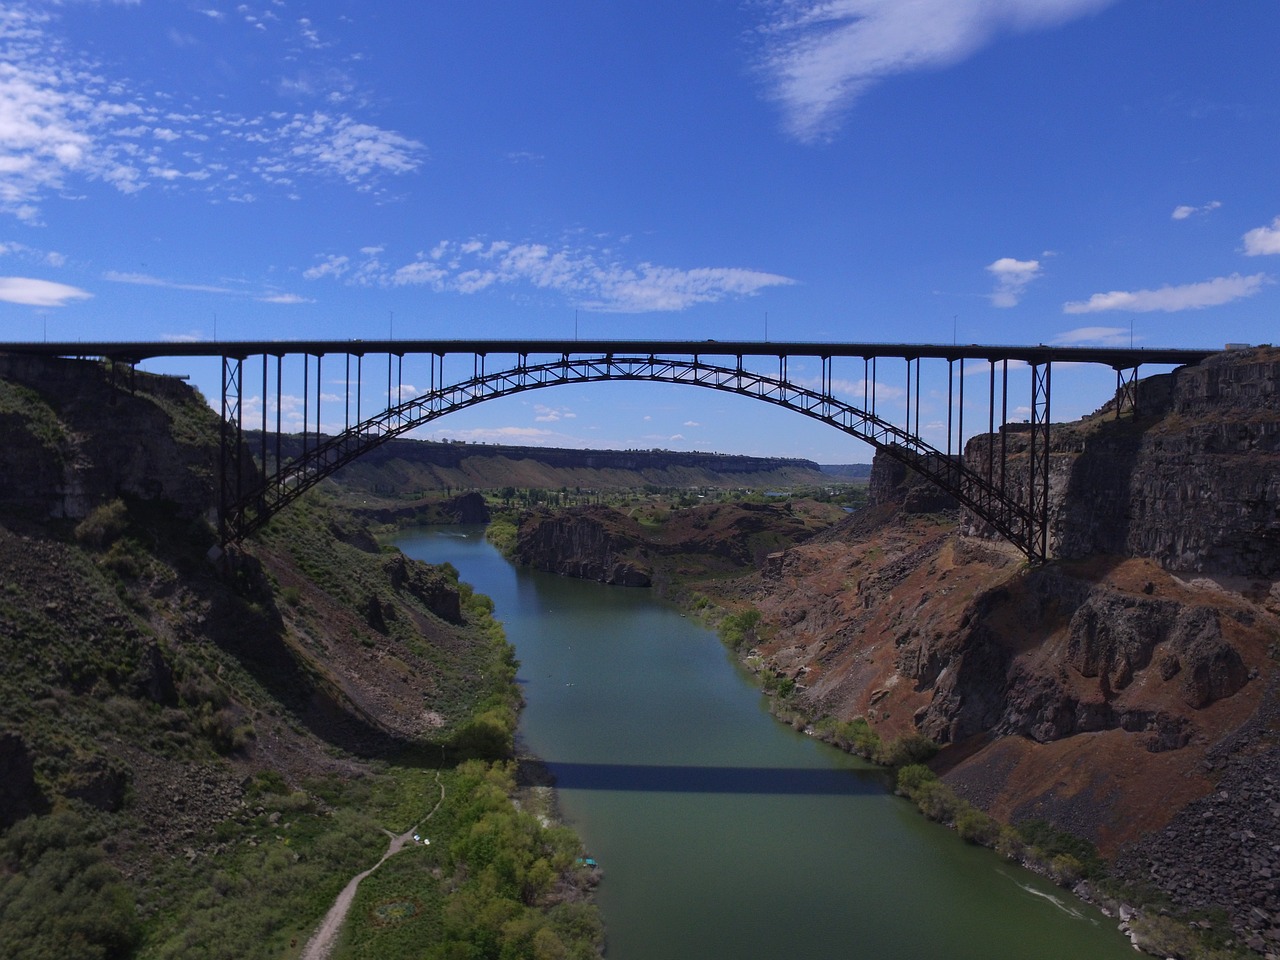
[515,506,654,586]
[0,354,218,522]
[729,348,1280,952]
[965,345,1280,575]
[513,499,842,589]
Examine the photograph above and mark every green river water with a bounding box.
[396,526,1139,960]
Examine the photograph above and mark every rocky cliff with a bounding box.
[965,346,1280,575]
[516,505,656,586]
[0,354,219,522]
[513,499,845,588]
[720,347,1280,954]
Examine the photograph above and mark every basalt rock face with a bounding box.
[516,506,654,586]
[383,552,465,624]
[514,499,841,590]
[736,349,1280,951]
[965,346,1280,574]
[907,566,1253,751]
[0,353,219,522]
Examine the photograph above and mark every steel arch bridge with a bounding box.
[233,352,1042,550]
[3,338,1218,563]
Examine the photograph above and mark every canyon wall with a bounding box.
[745,347,1280,952]
[964,346,1280,574]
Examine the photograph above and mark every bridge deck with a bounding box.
[2,338,1218,368]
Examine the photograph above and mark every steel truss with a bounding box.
[220,353,1055,562]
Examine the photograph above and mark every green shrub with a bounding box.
[0,810,140,960]
[894,763,937,799]
[913,779,960,823]
[954,806,1000,846]
[75,499,130,549]
[994,825,1025,861]
[874,732,938,768]
[1015,819,1103,879]
[485,517,519,556]
[718,608,762,652]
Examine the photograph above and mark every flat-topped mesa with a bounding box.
[962,345,1280,575]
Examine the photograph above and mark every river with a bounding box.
[396,526,1138,960]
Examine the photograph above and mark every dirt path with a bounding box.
[299,771,446,960]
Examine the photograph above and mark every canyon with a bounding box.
[513,345,1280,955]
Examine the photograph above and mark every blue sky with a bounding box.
[2,0,1278,462]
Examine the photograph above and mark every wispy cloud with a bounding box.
[986,256,1042,307]
[1062,272,1271,314]
[0,240,66,266]
[257,292,313,304]
[534,404,577,423]
[0,3,425,219]
[307,238,795,313]
[103,270,235,295]
[1243,215,1280,256]
[0,275,91,306]
[1171,200,1220,220]
[756,0,1118,142]
[1051,326,1134,346]
[105,269,308,303]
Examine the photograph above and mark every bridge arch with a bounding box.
[224,353,1041,560]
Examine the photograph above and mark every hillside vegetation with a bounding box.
[0,355,602,960]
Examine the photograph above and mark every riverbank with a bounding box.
[400,523,1142,960]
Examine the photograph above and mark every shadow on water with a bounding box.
[539,761,891,796]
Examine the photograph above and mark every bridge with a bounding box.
[4,338,1217,563]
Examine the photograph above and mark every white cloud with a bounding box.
[257,292,312,304]
[1243,216,1280,256]
[320,238,795,313]
[757,0,1118,142]
[1063,272,1271,314]
[986,256,1041,307]
[1171,200,1220,220]
[1051,326,1133,346]
[0,6,426,218]
[103,270,234,294]
[0,275,91,306]
[302,254,349,280]
[534,404,577,423]
[272,112,424,184]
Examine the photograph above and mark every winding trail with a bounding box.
[299,770,446,960]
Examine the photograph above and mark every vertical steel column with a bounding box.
[1028,361,1052,563]
[957,358,965,456]
[946,360,954,457]
[913,357,921,440]
[356,354,363,425]
[274,354,282,476]
[871,357,877,418]
[219,355,243,545]
[1000,359,1009,498]
[987,360,996,485]
[302,354,310,458]
[259,354,268,475]
[863,358,869,416]
[905,358,912,440]
[315,354,322,438]
[344,354,351,430]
